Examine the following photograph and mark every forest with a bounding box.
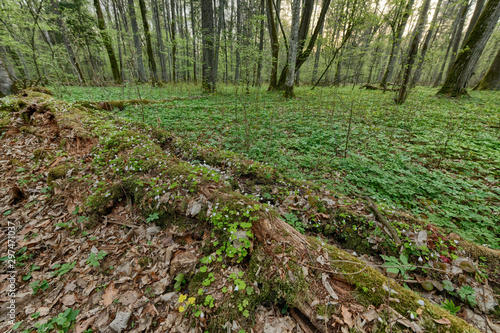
[0,0,499,332]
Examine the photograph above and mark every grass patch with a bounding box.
[55,84,500,248]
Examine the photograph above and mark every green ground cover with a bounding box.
[57,84,500,248]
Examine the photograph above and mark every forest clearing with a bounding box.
[1,0,500,330]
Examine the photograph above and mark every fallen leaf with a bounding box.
[434,318,451,325]
[102,282,118,306]
[341,305,353,328]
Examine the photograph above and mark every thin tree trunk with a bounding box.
[445,0,470,79]
[128,0,148,81]
[438,0,500,96]
[311,22,324,84]
[94,0,121,83]
[234,0,241,83]
[255,0,265,86]
[190,0,197,81]
[284,0,300,98]
[170,0,177,82]
[266,0,279,90]
[138,0,159,85]
[411,0,443,86]
[395,0,431,104]
[152,0,168,81]
[380,0,415,88]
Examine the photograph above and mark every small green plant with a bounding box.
[441,299,461,315]
[86,251,107,267]
[457,285,477,307]
[146,212,159,223]
[34,308,80,333]
[381,254,416,279]
[283,212,305,233]
[51,261,76,277]
[174,273,186,291]
[22,264,40,281]
[30,280,49,295]
[204,295,215,308]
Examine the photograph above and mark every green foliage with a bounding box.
[61,86,500,248]
[146,212,160,223]
[381,254,416,279]
[457,285,477,307]
[33,308,80,333]
[86,251,107,267]
[283,212,305,233]
[441,299,461,315]
[174,273,186,291]
[30,280,49,295]
[51,261,76,277]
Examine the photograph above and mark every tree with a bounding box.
[0,56,16,97]
[437,0,500,96]
[475,46,500,90]
[395,0,431,104]
[127,0,147,81]
[284,0,301,98]
[138,0,159,85]
[201,0,215,92]
[265,0,279,90]
[93,0,121,84]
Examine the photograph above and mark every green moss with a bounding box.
[33,148,48,161]
[47,164,72,187]
[0,117,10,130]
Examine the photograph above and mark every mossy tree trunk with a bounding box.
[93,0,122,84]
[437,0,500,97]
[475,46,500,90]
[0,56,15,97]
[444,0,469,80]
[201,0,216,92]
[138,0,159,85]
[283,0,301,98]
[462,0,485,46]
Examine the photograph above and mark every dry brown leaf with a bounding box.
[102,282,118,306]
[342,305,353,328]
[434,318,451,326]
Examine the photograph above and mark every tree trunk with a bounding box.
[462,0,485,46]
[190,0,197,82]
[379,0,415,88]
[170,0,177,82]
[234,0,241,83]
[152,0,168,82]
[128,0,148,82]
[444,0,469,79]
[93,0,122,84]
[201,0,216,92]
[266,0,279,91]
[138,0,159,85]
[255,0,265,86]
[0,56,16,97]
[474,46,500,90]
[410,0,443,86]
[284,0,301,98]
[437,0,500,96]
[311,22,324,84]
[50,0,86,84]
[395,0,431,104]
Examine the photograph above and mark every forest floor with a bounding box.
[0,86,499,333]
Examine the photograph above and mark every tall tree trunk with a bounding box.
[111,0,126,82]
[411,0,443,86]
[94,0,122,84]
[152,0,168,81]
[395,0,431,103]
[201,0,216,92]
[284,0,300,98]
[182,0,190,81]
[474,46,500,90]
[214,0,226,81]
[438,0,500,96]
[128,0,148,81]
[170,0,177,82]
[433,4,461,87]
[50,0,85,84]
[138,0,159,85]
[379,0,415,88]
[190,0,197,81]
[255,0,265,86]
[311,22,324,84]
[234,0,241,83]
[0,56,16,97]
[462,0,485,45]
[445,0,470,79]
[266,0,279,90]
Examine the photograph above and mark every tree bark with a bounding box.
[128,0,148,82]
[284,0,301,98]
[266,0,279,91]
[201,0,216,92]
[395,0,431,103]
[255,0,265,86]
[234,0,241,83]
[462,0,485,46]
[379,0,415,88]
[410,0,443,86]
[190,0,197,82]
[474,46,500,90]
[445,0,470,80]
[152,0,168,81]
[437,0,500,96]
[170,0,177,82]
[138,0,159,85]
[0,56,16,97]
[93,0,122,84]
